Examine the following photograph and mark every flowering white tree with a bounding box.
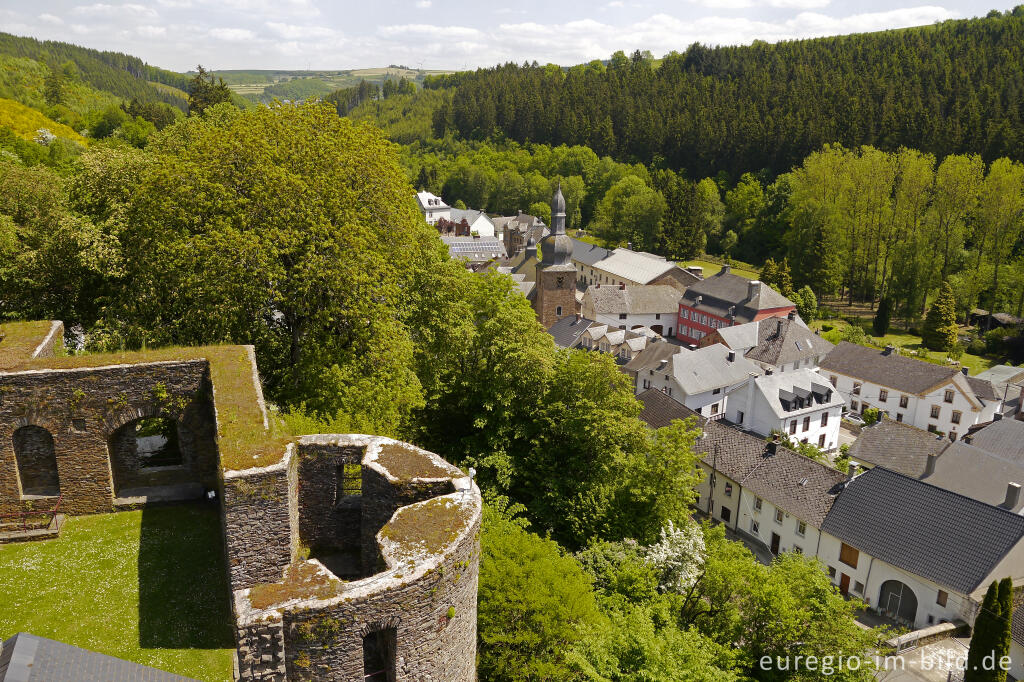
[34,128,56,146]
[645,519,706,594]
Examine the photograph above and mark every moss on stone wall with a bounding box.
[375,443,461,482]
[379,497,472,562]
[248,561,344,610]
[0,321,57,369]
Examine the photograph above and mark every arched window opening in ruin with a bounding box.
[133,417,183,468]
[13,425,60,497]
[362,627,396,682]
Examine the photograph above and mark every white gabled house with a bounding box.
[637,343,761,418]
[726,367,844,449]
[581,284,682,338]
[415,191,450,225]
[820,342,1002,439]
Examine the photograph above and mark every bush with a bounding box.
[968,338,987,355]
[862,407,881,426]
[985,327,1013,354]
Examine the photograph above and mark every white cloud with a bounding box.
[606,1,625,7]
[137,25,167,37]
[415,0,432,7]
[378,24,482,39]
[207,27,257,41]
[72,3,160,19]
[38,13,63,24]
[265,22,337,39]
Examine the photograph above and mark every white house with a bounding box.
[580,284,682,338]
[696,421,1024,632]
[569,238,700,292]
[638,343,761,418]
[448,208,495,237]
[415,191,450,225]
[726,368,844,449]
[820,342,1002,439]
[580,323,653,362]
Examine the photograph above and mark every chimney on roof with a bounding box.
[696,295,703,307]
[776,318,783,336]
[923,454,937,477]
[963,434,972,445]
[882,345,896,356]
[721,264,730,275]
[846,462,858,481]
[727,350,736,362]
[748,280,762,301]
[766,434,780,455]
[575,312,581,322]
[765,367,773,376]
[788,310,796,321]
[961,367,969,376]
[1003,482,1022,509]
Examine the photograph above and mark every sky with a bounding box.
[0,0,1020,72]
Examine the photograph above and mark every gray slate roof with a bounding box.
[681,269,794,322]
[821,466,1024,593]
[672,343,761,395]
[746,368,846,419]
[570,238,612,267]
[746,317,834,368]
[975,364,1024,390]
[441,236,507,262]
[847,418,950,477]
[967,417,1024,461]
[547,316,597,348]
[696,421,847,526]
[0,633,196,681]
[1013,604,1024,646]
[583,285,682,315]
[820,342,960,395]
[620,341,685,380]
[924,440,1024,512]
[594,249,679,285]
[637,388,704,429]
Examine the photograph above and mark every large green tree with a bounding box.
[922,281,960,351]
[187,65,233,116]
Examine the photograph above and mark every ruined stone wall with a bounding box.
[282,503,480,681]
[0,361,218,515]
[12,425,59,495]
[223,446,297,592]
[295,442,363,554]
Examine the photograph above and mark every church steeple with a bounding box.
[551,183,566,235]
[540,185,572,266]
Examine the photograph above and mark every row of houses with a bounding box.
[637,389,1024,678]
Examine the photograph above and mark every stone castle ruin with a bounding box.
[0,321,480,681]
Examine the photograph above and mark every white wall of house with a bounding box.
[695,462,739,524]
[737,488,822,557]
[584,309,676,337]
[816,532,970,629]
[465,214,495,237]
[824,372,997,438]
[725,374,843,449]
[637,368,743,419]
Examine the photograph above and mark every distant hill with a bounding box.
[0,32,189,111]
[210,67,453,103]
[435,8,1024,178]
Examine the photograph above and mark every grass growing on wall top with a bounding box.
[0,320,57,369]
[0,504,235,681]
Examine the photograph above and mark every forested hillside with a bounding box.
[0,32,189,110]
[432,9,1024,178]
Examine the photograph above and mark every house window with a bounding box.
[753,497,762,511]
[720,507,731,523]
[830,375,837,387]
[619,313,627,320]
[828,566,837,579]
[724,482,733,497]
[850,400,859,411]
[655,313,661,320]
[854,581,864,594]
[556,306,563,316]
[818,433,826,447]
[737,411,744,424]
[930,405,940,419]
[937,590,948,607]
[951,410,961,424]
[821,412,829,427]
[802,416,810,432]
[944,389,954,403]
[796,520,806,536]
[899,395,909,408]
[928,424,937,433]
[711,403,720,415]
[852,383,861,395]
[879,389,888,402]
[950,431,958,442]
[789,420,797,435]
[896,413,903,422]
[712,387,721,395]
[775,509,784,524]
[748,520,759,535]
[681,309,689,320]
[839,542,859,568]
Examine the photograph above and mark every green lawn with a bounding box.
[679,259,759,280]
[811,318,996,375]
[0,504,234,681]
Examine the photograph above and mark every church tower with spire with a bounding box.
[533,186,576,328]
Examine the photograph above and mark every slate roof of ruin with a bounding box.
[0,633,196,682]
[821,466,1024,594]
[636,388,704,429]
[820,342,964,396]
[583,285,682,315]
[696,421,846,526]
[745,317,834,368]
[847,418,949,477]
[547,315,598,348]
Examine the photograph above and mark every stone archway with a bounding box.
[879,579,918,625]
[13,425,59,497]
[107,416,185,495]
